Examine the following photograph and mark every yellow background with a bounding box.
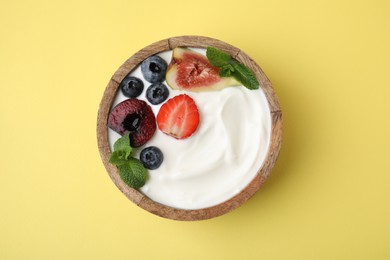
[1,0,389,259]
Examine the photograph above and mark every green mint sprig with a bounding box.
[109,134,148,189]
[206,47,260,90]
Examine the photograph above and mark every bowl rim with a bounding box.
[97,35,282,221]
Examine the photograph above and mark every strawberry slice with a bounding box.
[157,94,200,139]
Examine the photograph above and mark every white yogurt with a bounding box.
[108,49,271,210]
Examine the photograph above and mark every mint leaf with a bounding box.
[206,47,232,67]
[109,150,129,166]
[230,61,259,90]
[219,64,235,77]
[118,158,148,189]
[113,133,132,159]
[206,47,260,90]
[109,134,148,189]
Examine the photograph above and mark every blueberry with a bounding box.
[146,83,169,105]
[141,56,167,83]
[120,75,144,98]
[140,146,164,170]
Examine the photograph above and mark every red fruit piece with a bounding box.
[157,94,200,139]
[108,99,156,147]
[166,48,239,91]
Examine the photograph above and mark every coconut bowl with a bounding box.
[97,35,282,221]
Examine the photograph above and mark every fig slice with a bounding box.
[166,48,239,91]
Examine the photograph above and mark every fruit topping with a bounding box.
[146,82,169,105]
[166,47,239,91]
[120,75,144,98]
[108,99,156,147]
[140,146,164,170]
[157,94,200,139]
[141,55,167,83]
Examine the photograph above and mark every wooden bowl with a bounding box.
[97,36,282,221]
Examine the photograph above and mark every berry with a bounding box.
[141,55,167,83]
[120,75,144,98]
[140,146,164,170]
[157,94,200,139]
[108,99,156,147]
[146,83,169,105]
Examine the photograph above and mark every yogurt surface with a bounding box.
[108,49,271,210]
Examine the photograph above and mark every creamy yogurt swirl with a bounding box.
[108,49,271,210]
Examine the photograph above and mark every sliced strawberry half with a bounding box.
[157,94,200,139]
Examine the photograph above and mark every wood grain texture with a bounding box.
[168,35,241,58]
[97,35,282,221]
